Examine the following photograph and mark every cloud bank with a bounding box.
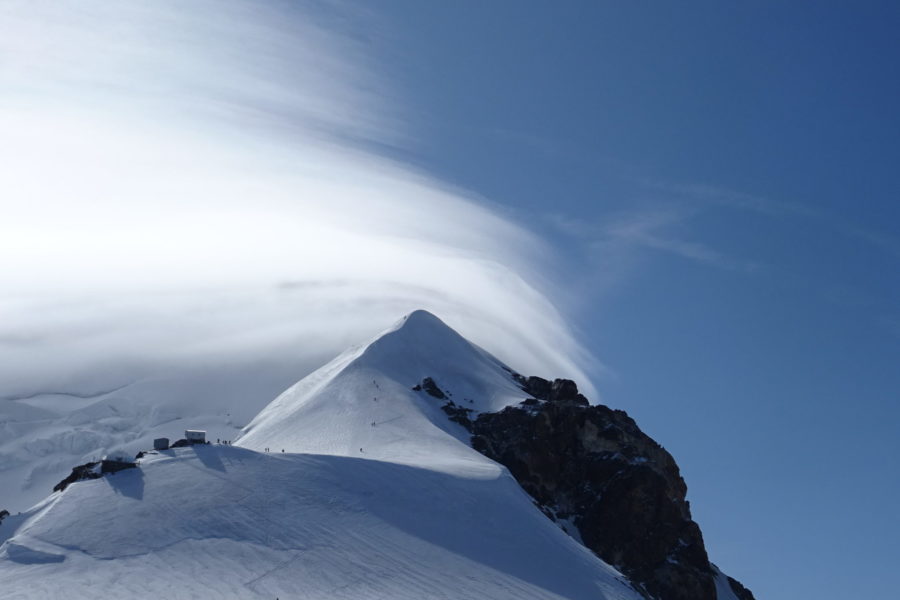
[0,0,595,402]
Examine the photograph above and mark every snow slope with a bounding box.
[0,446,640,600]
[0,344,318,512]
[0,309,524,513]
[238,309,530,467]
[0,311,642,599]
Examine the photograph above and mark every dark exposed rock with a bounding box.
[53,462,102,492]
[517,374,551,399]
[467,374,753,600]
[53,459,137,493]
[412,370,754,599]
[511,373,589,407]
[440,401,474,428]
[101,458,137,475]
[0,509,9,525]
[412,377,446,400]
[414,377,475,428]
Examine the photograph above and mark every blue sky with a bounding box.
[366,2,900,599]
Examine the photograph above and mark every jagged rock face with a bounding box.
[417,373,755,600]
[513,373,590,407]
[465,375,731,600]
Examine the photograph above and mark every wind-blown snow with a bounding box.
[0,311,639,600]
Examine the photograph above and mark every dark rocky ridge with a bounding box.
[53,439,207,495]
[414,374,755,600]
[52,458,137,493]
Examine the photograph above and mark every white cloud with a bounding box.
[0,0,596,405]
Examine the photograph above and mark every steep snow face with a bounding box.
[237,310,529,471]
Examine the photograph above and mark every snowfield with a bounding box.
[0,445,639,599]
[0,349,313,513]
[0,311,750,599]
[0,311,644,599]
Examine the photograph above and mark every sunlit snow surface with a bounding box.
[0,312,640,599]
[239,310,530,466]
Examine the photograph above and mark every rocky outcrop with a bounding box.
[0,509,9,526]
[411,377,447,400]
[417,372,755,600]
[53,462,102,492]
[53,458,137,493]
[511,372,590,408]
[413,378,475,427]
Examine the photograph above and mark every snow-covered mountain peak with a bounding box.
[0,311,646,599]
[236,309,526,471]
[355,309,514,393]
[0,311,754,600]
[355,309,482,368]
[385,308,450,334]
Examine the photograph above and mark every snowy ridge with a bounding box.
[0,446,638,599]
[0,311,644,599]
[237,310,529,471]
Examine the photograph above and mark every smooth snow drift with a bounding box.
[0,446,638,600]
[0,311,641,599]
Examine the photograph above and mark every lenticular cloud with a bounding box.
[0,0,594,400]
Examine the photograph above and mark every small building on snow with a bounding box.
[153,437,169,450]
[185,430,206,444]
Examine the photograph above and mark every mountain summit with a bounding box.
[238,309,526,467]
[0,311,753,600]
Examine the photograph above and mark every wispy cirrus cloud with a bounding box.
[646,179,900,258]
[599,210,759,271]
[551,207,758,284]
